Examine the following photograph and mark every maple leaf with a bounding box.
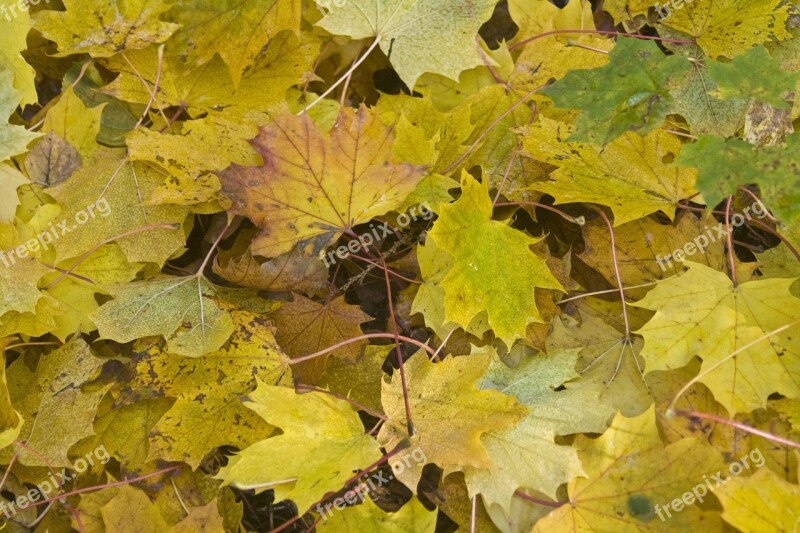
[126,112,262,182]
[214,244,329,297]
[377,93,475,172]
[603,0,659,22]
[0,257,48,318]
[581,213,726,288]
[758,223,800,281]
[44,150,189,264]
[678,134,800,223]
[220,106,425,257]
[33,0,178,58]
[634,261,800,414]
[164,0,301,86]
[41,85,105,163]
[129,309,291,468]
[533,407,725,532]
[378,352,528,478]
[92,275,234,358]
[670,55,748,138]
[318,496,436,532]
[411,235,490,340]
[319,345,388,413]
[0,71,41,162]
[427,173,563,346]
[100,485,170,532]
[271,293,372,383]
[541,37,691,146]
[715,468,800,532]
[0,7,36,105]
[2,338,109,467]
[81,396,172,470]
[460,348,613,511]
[217,382,382,512]
[172,499,227,533]
[101,30,318,120]
[518,116,697,225]
[510,34,612,93]
[548,302,653,416]
[0,164,28,223]
[707,46,797,108]
[315,0,497,88]
[659,0,792,59]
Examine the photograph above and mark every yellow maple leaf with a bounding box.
[634,261,800,414]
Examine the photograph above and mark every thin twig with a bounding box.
[288,333,436,364]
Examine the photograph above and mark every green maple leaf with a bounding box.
[670,55,748,138]
[315,0,497,88]
[707,46,797,108]
[678,134,800,223]
[541,38,691,146]
[33,0,178,57]
[428,173,563,346]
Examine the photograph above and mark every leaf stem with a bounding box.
[724,196,737,286]
[669,410,800,450]
[300,36,382,114]
[593,208,630,338]
[11,466,182,513]
[513,489,562,507]
[508,29,696,52]
[495,201,584,225]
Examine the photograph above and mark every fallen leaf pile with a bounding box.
[1,0,799,531]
